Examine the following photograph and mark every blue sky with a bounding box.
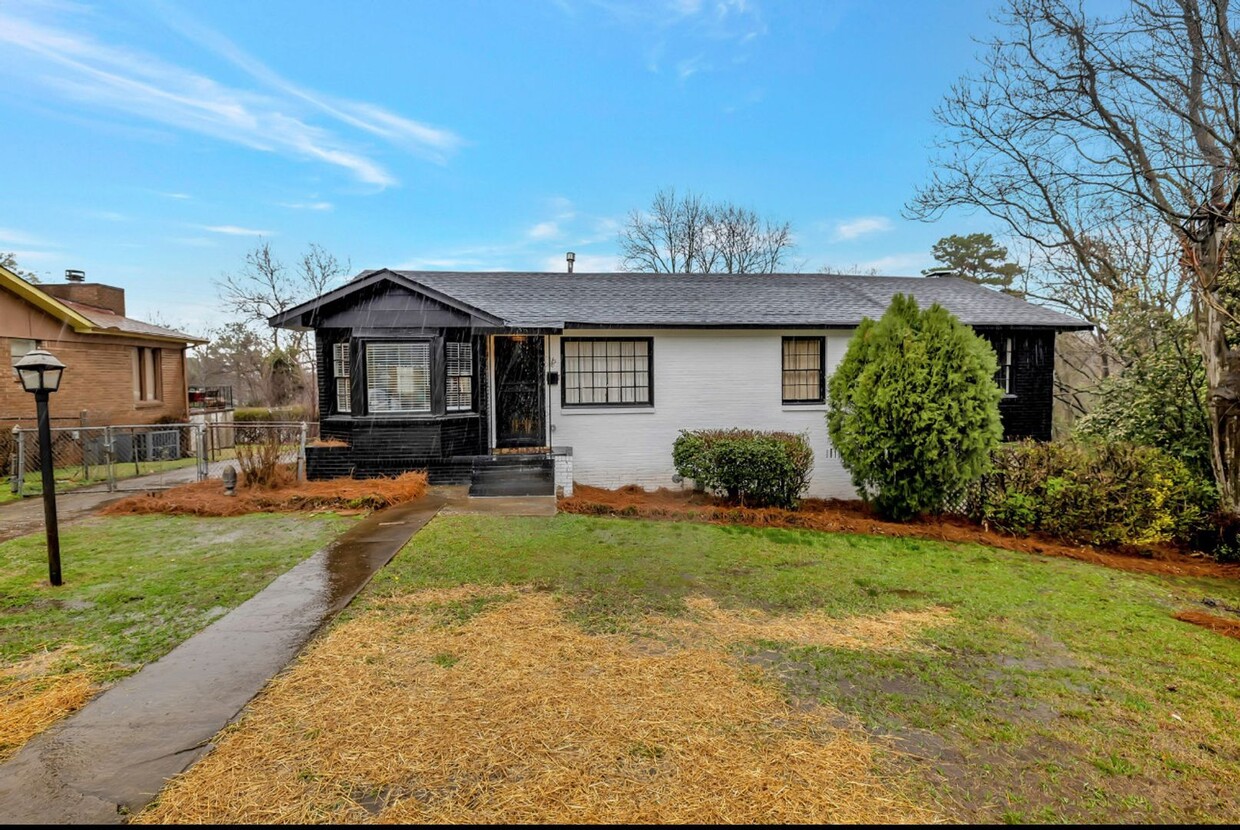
[0,0,1008,332]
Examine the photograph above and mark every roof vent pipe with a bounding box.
[566,251,575,274]
[65,269,86,282]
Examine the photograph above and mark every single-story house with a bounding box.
[1,266,206,426]
[270,270,1089,498]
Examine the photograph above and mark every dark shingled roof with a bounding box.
[358,270,1089,330]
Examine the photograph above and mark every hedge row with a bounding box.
[975,440,1214,548]
[234,406,310,423]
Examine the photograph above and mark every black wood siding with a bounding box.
[309,331,490,480]
[974,327,1056,441]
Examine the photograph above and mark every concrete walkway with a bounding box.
[0,494,446,824]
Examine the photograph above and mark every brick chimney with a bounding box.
[41,270,126,316]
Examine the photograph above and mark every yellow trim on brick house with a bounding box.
[0,264,206,346]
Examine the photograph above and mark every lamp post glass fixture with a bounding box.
[15,349,66,586]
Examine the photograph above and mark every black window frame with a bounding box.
[560,336,654,409]
[781,336,826,405]
[982,333,1016,397]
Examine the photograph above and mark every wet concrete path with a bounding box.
[0,494,446,824]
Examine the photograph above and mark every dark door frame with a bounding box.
[491,334,546,449]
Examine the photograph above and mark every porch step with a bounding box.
[426,460,475,486]
[469,455,555,497]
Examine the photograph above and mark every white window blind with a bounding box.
[333,342,351,413]
[562,339,651,406]
[367,342,431,413]
[445,341,473,411]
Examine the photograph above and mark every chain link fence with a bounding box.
[5,421,316,498]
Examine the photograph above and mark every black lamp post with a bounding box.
[15,349,66,586]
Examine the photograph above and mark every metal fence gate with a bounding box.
[6,421,314,497]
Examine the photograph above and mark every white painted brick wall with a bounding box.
[554,453,574,498]
[546,329,858,498]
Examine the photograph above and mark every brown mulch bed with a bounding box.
[102,471,428,517]
[560,485,1240,581]
[1175,610,1240,641]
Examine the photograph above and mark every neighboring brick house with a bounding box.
[1,266,205,425]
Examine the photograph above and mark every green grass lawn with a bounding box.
[368,513,1240,824]
[0,512,353,681]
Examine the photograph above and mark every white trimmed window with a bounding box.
[562,338,652,406]
[445,341,473,411]
[366,342,431,414]
[332,342,351,413]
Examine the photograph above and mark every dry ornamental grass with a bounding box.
[136,587,945,824]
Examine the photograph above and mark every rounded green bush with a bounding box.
[672,428,813,509]
[827,294,1003,521]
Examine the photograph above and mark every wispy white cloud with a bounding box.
[201,225,273,237]
[0,227,50,247]
[6,249,58,263]
[855,253,929,275]
[527,221,562,240]
[280,201,334,212]
[676,55,708,81]
[161,192,192,200]
[573,0,767,78]
[831,216,893,242]
[0,4,462,188]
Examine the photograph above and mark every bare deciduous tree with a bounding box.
[216,240,351,411]
[618,188,795,273]
[908,0,1240,512]
[818,263,882,276]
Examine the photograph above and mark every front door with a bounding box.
[494,335,546,449]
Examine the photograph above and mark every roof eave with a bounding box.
[269,268,506,329]
[0,265,98,333]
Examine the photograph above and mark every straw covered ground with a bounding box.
[136,586,945,824]
[102,471,427,517]
[0,647,93,763]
